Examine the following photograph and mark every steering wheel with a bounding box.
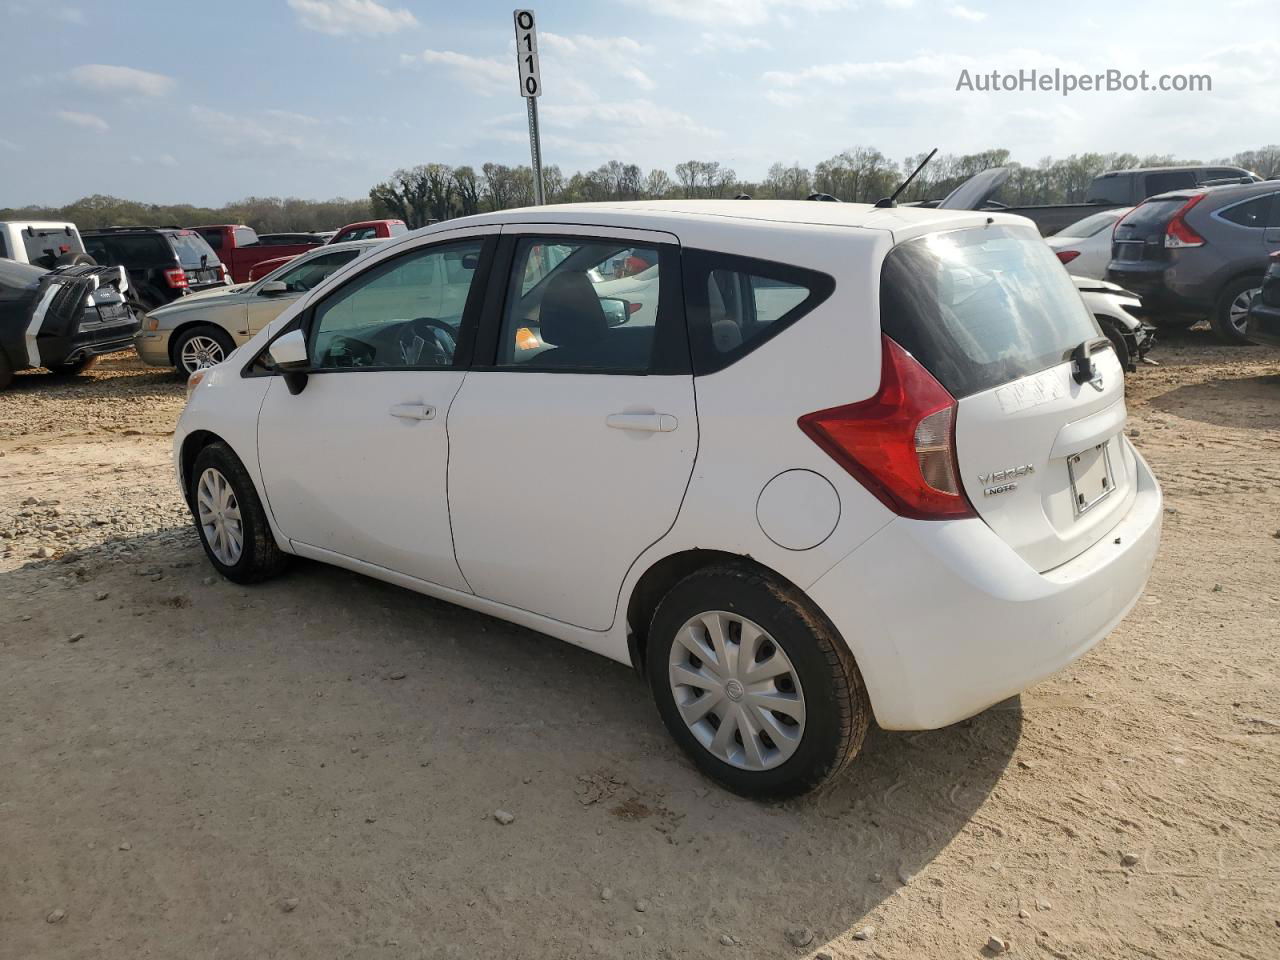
[398,317,457,366]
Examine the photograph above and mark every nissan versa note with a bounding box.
[174,201,1162,797]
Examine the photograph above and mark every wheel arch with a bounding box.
[167,319,236,366]
[178,429,223,505]
[625,549,814,676]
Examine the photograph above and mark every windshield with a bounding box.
[880,224,1100,398]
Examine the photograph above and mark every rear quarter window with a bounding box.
[683,250,834,374]
[1217,194,1275,228]
[880,224,1100,398]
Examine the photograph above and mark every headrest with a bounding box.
[539,271,608,347]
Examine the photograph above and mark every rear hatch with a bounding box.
[1110,196,1191,266]
[169,230,224,288]
[881,223,1137,572]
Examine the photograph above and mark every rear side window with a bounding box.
[388,222,408,236]
[84,234,171,265]
[684,250,833,374]
[196,228,223,250]
[234,227,258,247]
[880,225,1100,399]
[1143,171,1197,197]
[1217,194,1275,228]
[1086,174,1130,205]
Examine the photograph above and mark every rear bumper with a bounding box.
[807,443,1162,730]
[1105,265,1209,317]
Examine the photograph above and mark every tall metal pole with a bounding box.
[527,97,545,206]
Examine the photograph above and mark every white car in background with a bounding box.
[173,200,1162,798]
[135,239,384,375]
[1046,207,1134,279]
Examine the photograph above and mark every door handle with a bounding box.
[606,412,678,433]
[389,403,435,421]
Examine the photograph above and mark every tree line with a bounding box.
[5,145,1277,233]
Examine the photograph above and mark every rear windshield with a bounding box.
[21,226,85,268]
[1086,175,1130,204]
[168,231,219,266]
[1119,198,1188,232]
[880,224,1099,398]
[1058,210,1122,239]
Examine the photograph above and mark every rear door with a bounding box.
[881,223,1137,571]
[446,226,695,631]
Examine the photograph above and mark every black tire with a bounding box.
[0,350,13,391]
[171,325,235,376]
[47,356,99,377]
[189,441,288,584]
[646,563,870,799]
[1096,317,1131,371]
[1210,276,1264,345]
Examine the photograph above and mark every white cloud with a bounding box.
[0,137,19,151]
[946,4,987,21]
[634,0,855,26]
[57,110,109,132]
[694,32,772,53]
[287,0,416,37]
[399,49,510,93]
[55,7,86,24]
[541,100,718,139]
[541,32,656,91]
[71,64,174,97]
[189,107,307,153]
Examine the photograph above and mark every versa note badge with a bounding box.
[979,463,1034,497]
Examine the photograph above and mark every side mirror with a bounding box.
[267,329,310,395]
[599,297,633,327]
[260,280,288,296]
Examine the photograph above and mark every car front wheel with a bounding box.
[173,325,235,376]
[646,563,870,798]
[189,441,288,584]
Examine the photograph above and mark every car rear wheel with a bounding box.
[646,563,870,798]
[189,441,288,584]
[1210,276,1263,345]
[173,325,235,376]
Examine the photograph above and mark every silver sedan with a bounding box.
[135,239,384,375]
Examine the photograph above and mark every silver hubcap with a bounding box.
[668,611,806,771]
[180,335,225,373]
[196,468,243,566]
[1228,288,1259,332]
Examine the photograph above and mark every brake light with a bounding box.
[798,335,975,521]
[163,267,188,289]
[1055,250,1081,265]
[1164,194,1207,248]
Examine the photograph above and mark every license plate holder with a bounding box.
[1068,442,1115,516]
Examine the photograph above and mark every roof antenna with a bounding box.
[875,147,937,208]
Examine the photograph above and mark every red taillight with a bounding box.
[1055,250,1081,265]
[1164,194,1207,248]
[163,267,188,289]
[798,335,975,521]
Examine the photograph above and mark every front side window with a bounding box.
[684,250,833,373]
[496,238,664,371]
[84,234,170,266]
[309,240,483,371]
[1144,171,1197,196]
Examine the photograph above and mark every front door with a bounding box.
[256,231,495,591]
[447,227,696,630]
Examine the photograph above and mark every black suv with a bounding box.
[81,227,226,312]
[0,260,139,389]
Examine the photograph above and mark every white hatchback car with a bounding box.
[175,201,1162,797]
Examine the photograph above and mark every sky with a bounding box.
[0,0,1275,207]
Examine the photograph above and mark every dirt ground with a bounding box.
[2,334,1278,960]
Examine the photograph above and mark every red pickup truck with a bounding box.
[191,225,321,284]
[245,219,408,281]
